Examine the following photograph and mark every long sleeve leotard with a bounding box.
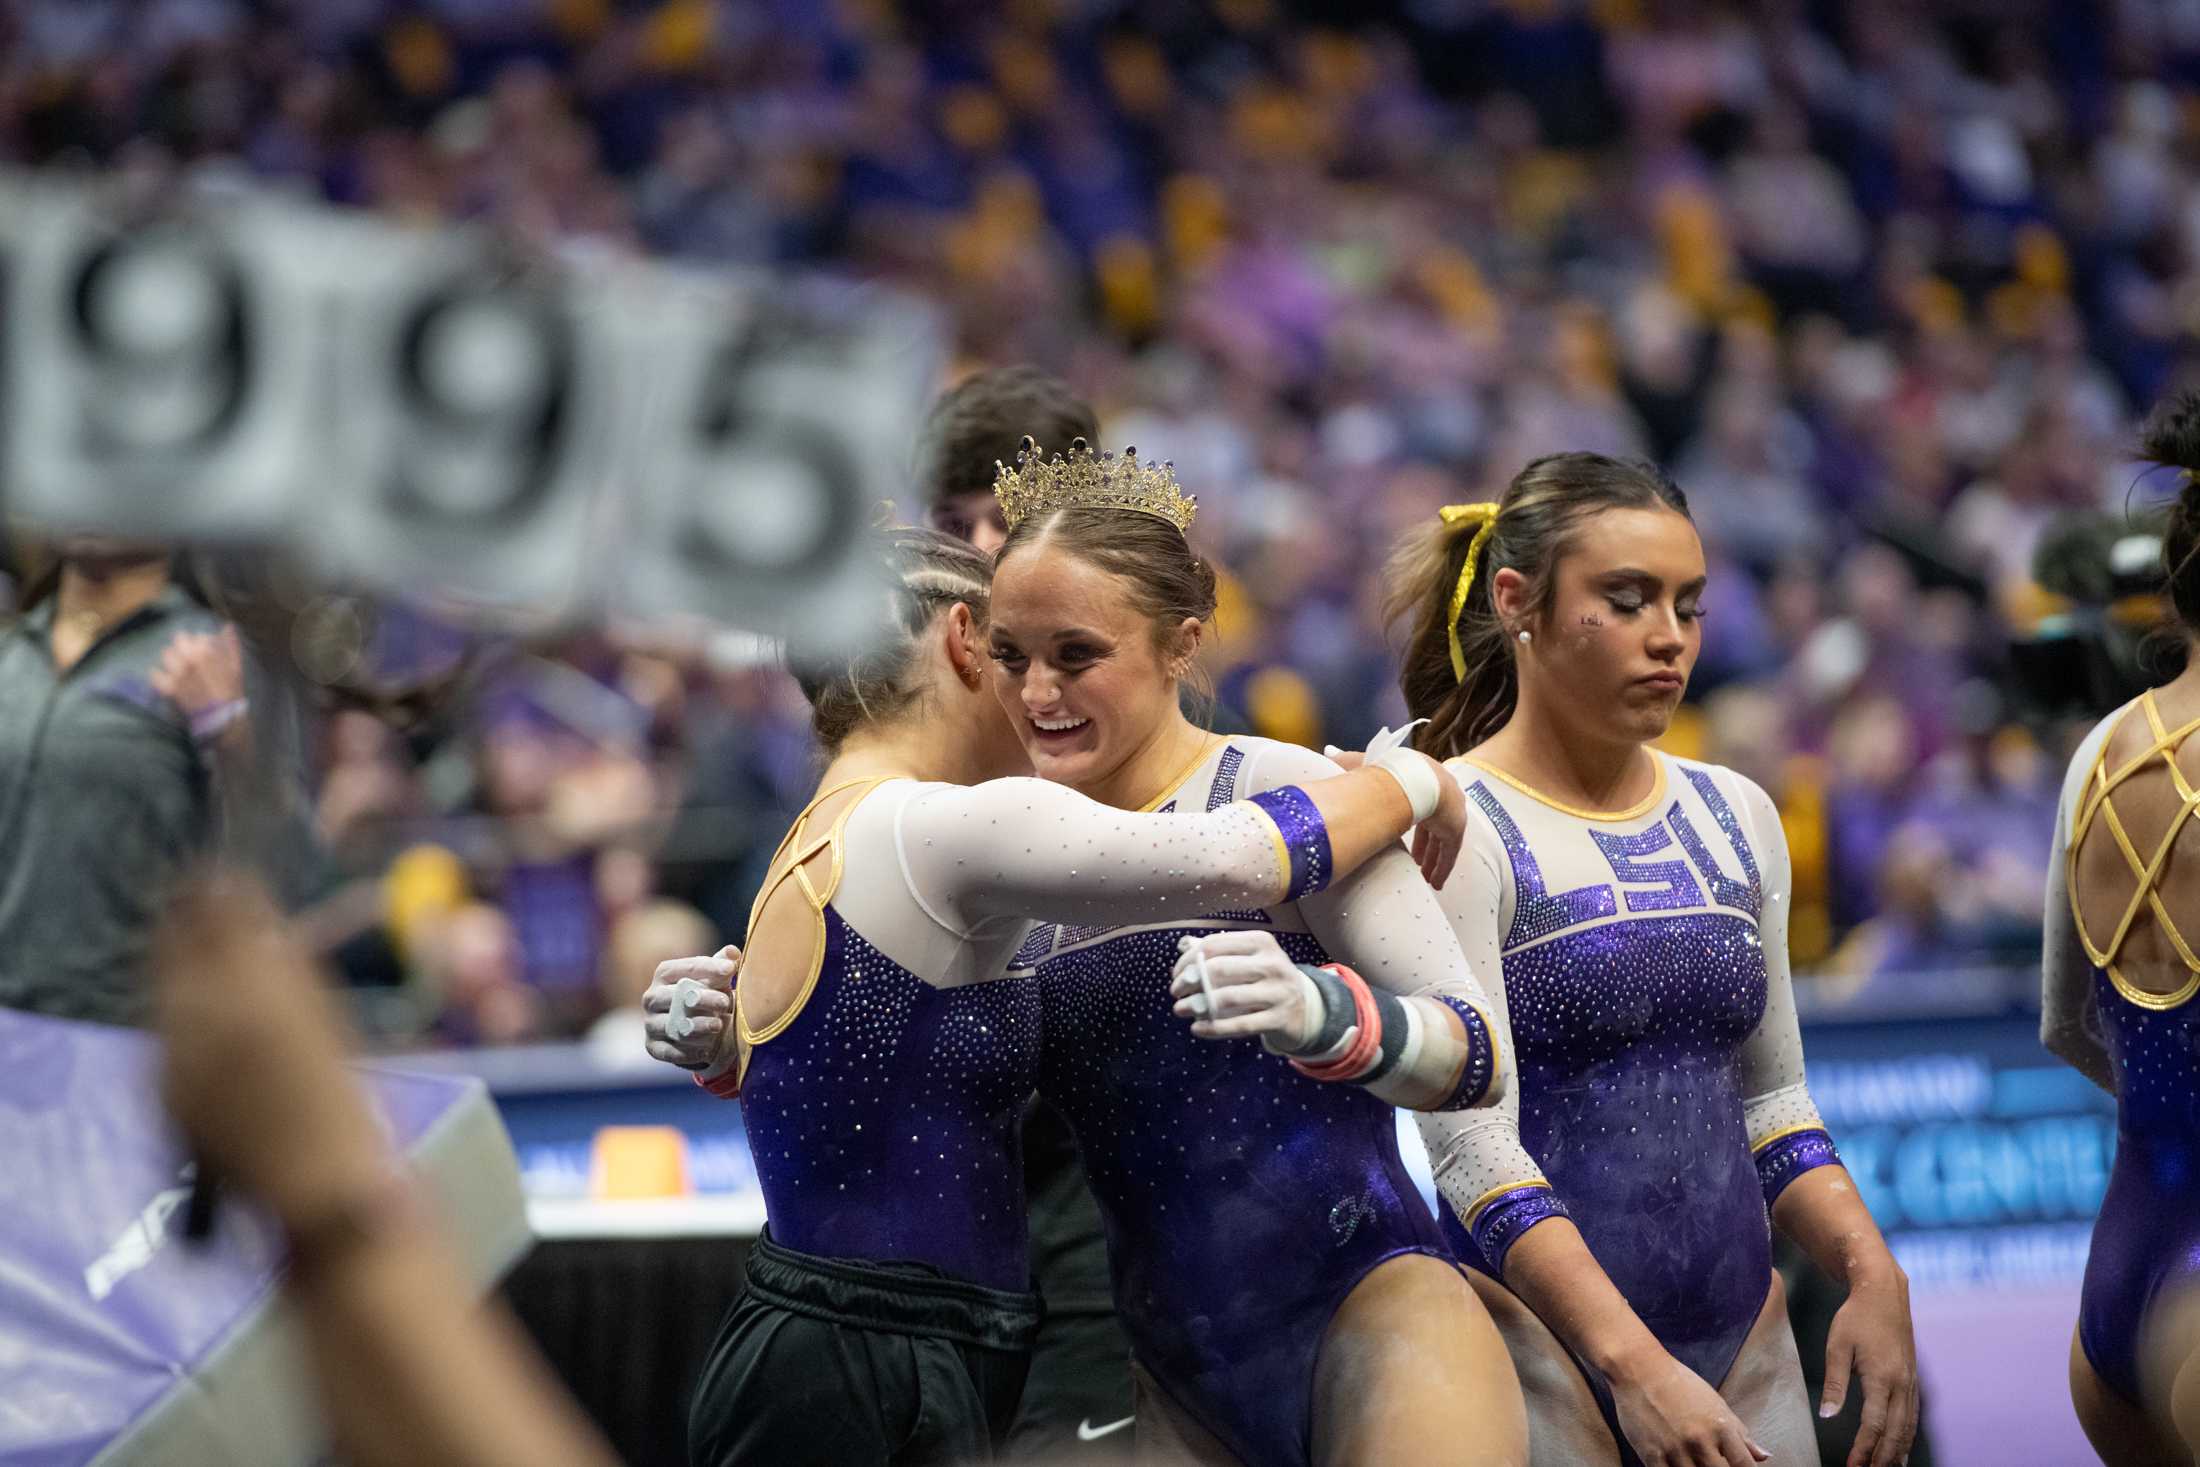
[1011,737,1500,1467]
[733,772,1343,1291]
[1416,753,1838,1400]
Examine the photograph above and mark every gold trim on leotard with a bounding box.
[1749,1121,1827,1156]
[1459,1178,1554,1228]
[2112,967,2200,1010]
[2069,692,2200,1012]
[1243,802,1296,903]
[1134,735,1226,813]
[735,777,894,1064]
[1448,751,1668,823]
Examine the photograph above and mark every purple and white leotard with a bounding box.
[1012,737,1500,1467]
[734,771,1345,1293]
[1416,753,1837,1445]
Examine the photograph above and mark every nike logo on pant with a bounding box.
[1076,1416,1134,1442]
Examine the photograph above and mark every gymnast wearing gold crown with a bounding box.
[987,441,1527,1466]
[661,443,1517,1466]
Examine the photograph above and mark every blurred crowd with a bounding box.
[7,0,2198,1042]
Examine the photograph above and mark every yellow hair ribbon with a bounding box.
[1436,503,1501,683]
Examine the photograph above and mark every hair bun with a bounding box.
[2146,393,2200,634]
[2142,392,2200,477]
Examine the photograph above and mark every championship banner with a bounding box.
[0,1010,529,1467]
[0,169,935,654]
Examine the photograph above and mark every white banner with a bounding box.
[0,171,932,653]
[610,264,937,657]
[0,175,328,541]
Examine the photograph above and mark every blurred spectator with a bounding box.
[1821,817,2030,995]
[421,901,539,1047]
[18,0,2200,1037]
[318,712,424,855]
[1724,101,1867,320]
[585,898,719,1070]
[1822,694,1924,935]
[1674,379,1826,571]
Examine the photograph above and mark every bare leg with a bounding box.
[2172,1344,2200,1467]
[1311,1253,1529,1467]
[1462,1269,1622,1467]
[1715,1273,1816,1462]
[1129,1357,1241,1467]
[2070,1325,2186,1467]
[2145,1288,2200,1465]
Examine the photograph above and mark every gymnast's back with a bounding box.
[733,767,1324,1292]
[734,775,1044,1292]
[2046,688,2200,1419]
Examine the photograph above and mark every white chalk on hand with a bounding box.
[669,977,704,1040]
[1192,941,1218,1023]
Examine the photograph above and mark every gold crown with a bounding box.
[992,437,1198,535]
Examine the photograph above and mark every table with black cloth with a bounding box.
[507,1233,753,1467]
[392,1045,762,1467]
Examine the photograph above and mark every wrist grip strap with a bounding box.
[1369,749,1441,822]
[1293,964,1357,1057]
[1291,965,1392,1081]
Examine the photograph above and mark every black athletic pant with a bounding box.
[1006,1098,1136,1460]
[689,1231,1040,1467]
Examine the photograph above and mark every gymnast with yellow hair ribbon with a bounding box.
[1437,501,1503,682]
[1380,453,1921,1467]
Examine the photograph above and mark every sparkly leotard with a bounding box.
[2044,696,2200,1409]
[1416,754,1837,1436]
[735,773,1339,1292]
[1013,738,1494,1467]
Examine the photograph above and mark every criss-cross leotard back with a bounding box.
[730,773,1044,1290]
[2069,690,2200,1011]
[2061,694,2200,1408]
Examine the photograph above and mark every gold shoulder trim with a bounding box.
[1134,735,1226,813]
[1451,752,1667,823]
[1749,1122,1827,1156]
[2106,964,2200,1012]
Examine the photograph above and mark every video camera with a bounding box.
[2009,510,2184,719]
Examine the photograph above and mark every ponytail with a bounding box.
[1383,508,1514,757]
[1383,453,1691,759]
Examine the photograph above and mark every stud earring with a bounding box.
[1517,629,1532,645]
